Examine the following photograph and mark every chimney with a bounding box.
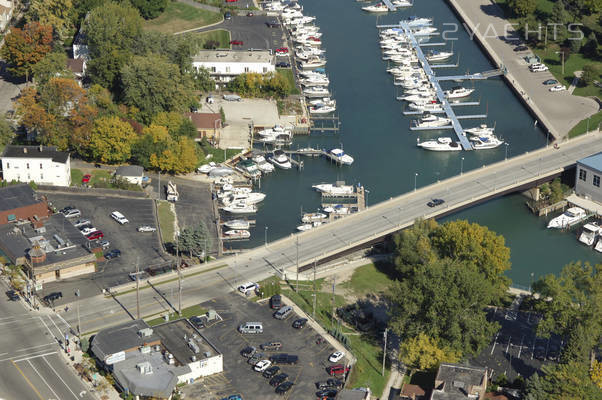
[23,147,27,154]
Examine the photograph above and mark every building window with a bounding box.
[40,173,44,180]
[211,67,216,72]
[226,66,230,73]
[244,67,249,72]
[40,163,43,169]
[26,163,30,169]
[579,169,587,181]
[263,67,267,73]
[594,175,600,187]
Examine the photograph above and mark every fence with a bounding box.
[37,185,148,199]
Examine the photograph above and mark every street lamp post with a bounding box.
[555,51,565,74]
[414,172,418,192]
[505,143,509,160]
[460,157,465,175]
[264,226,268,247]
[75,289,81,344]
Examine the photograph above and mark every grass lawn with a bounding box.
[341,263,395,297]
[199,145,242,164]
[144,2,222,34]
[71,168,84,186]
[194,0,222,7]
[157,200,176,244]
[347,334,390,396]
[146,304,208,326]
[532,47,601,94]
[569,110,602,138]
[70,168,113,187]
[191,29,231,49]
[276,68,300,95]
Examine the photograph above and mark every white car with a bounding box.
[549,84,566,92]
[530,65,549,72]
[254,359,272,372]
[329,351,345,363]
[137,226,157,232]
[111,211,129,224]
[62,209,81,218]
[73,219,91,227]
[80,227,98,235]
[238,282,257,294]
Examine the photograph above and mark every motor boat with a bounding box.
[471,135,504,150]
[221,191,266,206]
[221,202,257,214]
[392,0,412,7]
[309,97,336,107]
[297,221,323,232]
[427,50,453,62]
[312,183,354,195]
[323,204,350,215]
[197,162,217,174]
[547,207,587,229]
[413,115,451,128]
[408,102,444,113]
[236,159,261,178]
[361,2,389,12]
[257,125,292,138]
[303,86,330,97]
[298,69,326,79]
[444,86,475,99]
[302,212,328,223]
[402,16,433,26]
[401,94,436,103]
[257,160,275,173]
[208,166,235,178]
[268,149,292,169]
[224,229,251,239]
[416,137,462,151]
[310,104,336,114]
[579,223,599,246]
[329,148,354,165]
[256,132,293,145]
[224,219,250,230]
[299,58,327,69]
[464,124,495,136]
[300,75,330,87]
[412,26,438,36]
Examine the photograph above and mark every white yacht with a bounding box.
[312,183,354,195]
[197,162,217,174]
[297,221,323,232]
[299,58,327,69]
[309,97,336,107]
[302,212,328,223]
[300,75,330,87]
[268,149,293,169]
[303,86,330,97]
[392,0,412,7]
[361,2,389,12]
[323,204,350,215]
[224,219,250,230]
[427,50,453,62]
[408,102,444,113]
[579,223,600,246]
[236,159,261,178]
[221,192,266,206]
[298,69,326,78]
[403,16,433,26]
[413,115,451,128]
[412,26,438,36]
[329,148,354,165]
[224,229,251,239]
[222,202,257,214]
[464,124,495,136]
[256,131,293,145]
[547,207,587,229]
[257,160,275,173]
[417,137,462,151]
[257,125,292,138]
[444,86,475,99]
[401,94,436,103]
[471,135,504,150]
[310,104,336,114]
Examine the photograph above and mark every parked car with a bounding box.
[292,318,308,329]
[104,249,121,259]
[62,209,81,218]
[270,294,282,309]
[238,282,257,295]
[427,198,444,207]
[543,79,558,85]
[247,352,264,365]
[266,20,280,28]
[315,378,344,390]
[241,346,257,358]
[269,373,289,387]
[275,47,289,54]
[225,0,238,2]
[317,389,338,398]
[276,62,291,68]
[246,11,254,16]
[190,316,205,330]
[224,11,232,20]
[98,240,110,249]
[59,206,75,213]
[530,64,549,72]
[326,364,350,376]
[261,341,282,351]
[329,351,345,363]
[86,231,104,240]
[514,45,528,52]
[73,219,91,227]
[6,290,19,301]
[230,40,244,45]
[82,174,91,183]
[43,292,62,303]
[263,365,280,378]
[549,84,566,92]
[254,359,272,372]
[129,271,149,281]
[269,353,298,365]
[221,395,242,400]
[137,226,157,232]
[276,381,294,395]
[274,305,293,320]
[111,211,129,224]
[80,227,98,236]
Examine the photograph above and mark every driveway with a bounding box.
[196,15,287,51]
[0,61,24,115]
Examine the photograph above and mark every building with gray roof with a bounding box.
[431,363,487,400]
[1,145,71,186]
[576,152,602,203]
[91,320,160,365]
[115,165,144,185]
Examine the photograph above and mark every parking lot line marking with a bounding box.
[43,356,80,400]
[517,335,524,358]
[27,359,60,400]
[490,333,498,355]
[505,337,511,354]
[11,359,44,400]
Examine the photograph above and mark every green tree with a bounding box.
[399,333,460,371]
[550,0,569,23]
[525,362,602,400]
[120,55,196,124]
[1,22,54,80]
[509,0,536,17]
[26,0,73,38]
[32,51,72,85]
[87,116,137,163]
[132,31,201,73]
[178,222,212,258]
[192,67,216,92]
[581,64,598,86]
[152,112,196,138]
[130,0,167,19]
[582,32,599,58]
[0,114,15,151]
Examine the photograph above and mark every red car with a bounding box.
[275,47,289,54]
[230,40,243,45]
[225,0,238,3]
[326,364,350,376]
[86,231,104,240]
[82,174,91,183]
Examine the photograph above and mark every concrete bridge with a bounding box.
[65,132,602,333]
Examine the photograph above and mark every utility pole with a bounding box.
[331,276,336,326]
[75,289,81,343]
[382,328,388,376]
[136,257,140,320]
[312,261,317,319]
[296,236,299,293]
[177,234,182,316]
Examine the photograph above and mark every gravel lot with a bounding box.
[182,293,350,399]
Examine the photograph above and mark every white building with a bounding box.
[1,145,71,187]
[192,50,275,84]
[115,165,144,186]
[575,152,602,203]
[0,0,13,32]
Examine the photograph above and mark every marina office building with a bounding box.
[192,50,275,85]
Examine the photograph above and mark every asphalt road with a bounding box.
[62,131,602,334]
[0,280,94,400]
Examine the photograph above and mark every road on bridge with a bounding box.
[62,132,602,333]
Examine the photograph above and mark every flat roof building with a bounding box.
[0,184,50,226]
[431,363,488,400]
[1,145,71,187]
[576,152,602,204]
[192,50,275,84]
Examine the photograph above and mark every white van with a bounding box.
[111,211,129,224]
[239,322,263,334]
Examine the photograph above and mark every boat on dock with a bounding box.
[464,124,495,136]
[323,204,350,215]
[236,159,261,178]
[299,58,327,69]
[300,75,330,87]
[547,207,587,229]
[252,154,275,173]
[392,0,412,7]
[444,86,474,99]
[224,229,251,239]
[361,3,389,12]
[297,221,323,232]
[310,104,336,114]
[426,50,453,62]
[329,148,354,165]
[413,114,451,128]
[302,212,328,223]
[221,192,266,206]
[416,137,462,151]
[268,149,293,169]
[303,86,330,97]
[579,223,600,246]
[257,125,292,138]
[221,202,257,214]
[309,97,336,107]
[223,219,250,230]
[408,102,444,113]
[402,16,433,26]
[470,135,504,150]
[312,183,354,195]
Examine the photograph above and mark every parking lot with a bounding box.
[470,307,564,381]
[182,293,349,399]
[198,15,288,51]
[40,193,170,305]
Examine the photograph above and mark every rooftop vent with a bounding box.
[136,362,153,375]
[138,328,153,337]
[453,381,465,389]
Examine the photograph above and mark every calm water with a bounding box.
[233,0,602,284]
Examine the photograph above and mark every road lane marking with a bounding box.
[43,356,80,400]
[11,359,44,400]
[37,316,56,340]
[12,351,58,363]
[27,359,60,400]
[46,315,64,339]
[0,317,40,326]
[14,343,56,353]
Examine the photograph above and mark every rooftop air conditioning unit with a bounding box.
[138,328,153,337]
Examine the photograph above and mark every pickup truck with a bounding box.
[269,353,298,365]
[260,341,282,351]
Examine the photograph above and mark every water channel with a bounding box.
[234,0,602,285]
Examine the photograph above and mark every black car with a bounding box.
[263,365,280,378]
[326,378,344,389]
[547,345,560,361]
[292,318,308,329]
[269,373,289,387]
[514,45,528,52]
[534,346,547,360]
[543,79,558,85]
[269,353,298,365]
[44,292,62,303]
[266,20,280,28]
[317,389,338,398]
[427,198,445,207]
[104,249,121,259]
[275,381,294,395]
[59,206,75,213]
[6,290,19,301]
[241,346,257,358]
[276,62,291,68]
[270,294,282,309]
[190,316,205,330]
[248,352,264,365]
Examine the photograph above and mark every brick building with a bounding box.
[0,185,50,226]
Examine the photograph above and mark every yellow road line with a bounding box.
[11,360,44,400]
